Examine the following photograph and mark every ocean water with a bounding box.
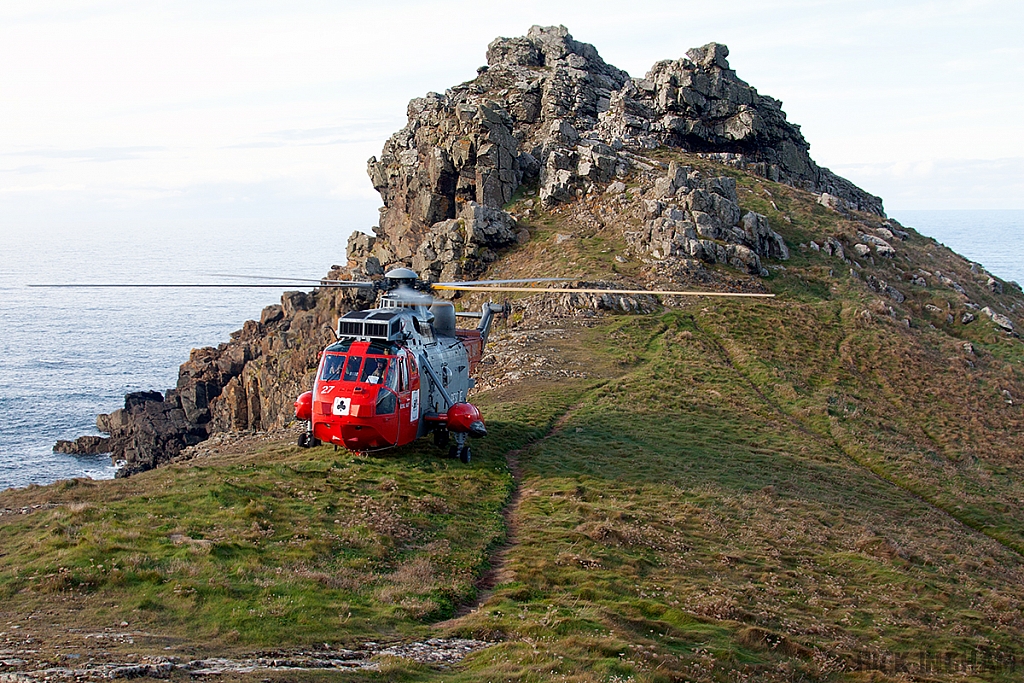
[1,210,1021,491]
[0,221,358,491]
[889,210,1024,286]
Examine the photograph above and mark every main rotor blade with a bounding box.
[202,273,334,284]
[28,281,375,289]
[431,285,775,298]
[434,277,571,286]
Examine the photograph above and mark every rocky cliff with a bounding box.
[355,25,880,283]
[68,25,1019,477]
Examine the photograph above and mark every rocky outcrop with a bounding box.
[982,306,1016,333]
[98,390,207,477]
[353,25,880,283]
[625,161,788,275]
[91,284,366,476]
[597,43,880,214]
[53,435,110,455]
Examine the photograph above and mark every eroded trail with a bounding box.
[442,321,617,622]
[451,404,584,620]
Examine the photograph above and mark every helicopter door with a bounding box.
[397,352,420,444]
[365,357,399,446]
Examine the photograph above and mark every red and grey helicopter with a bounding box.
[292,267,508,462]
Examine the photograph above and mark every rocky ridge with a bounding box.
[89,286,367,476]
[355,25,879,284]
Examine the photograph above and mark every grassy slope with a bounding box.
[2,155,1024,681]
[451,311,1024,682]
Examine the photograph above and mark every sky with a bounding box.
[1,0,1022,242]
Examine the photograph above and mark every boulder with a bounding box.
[981,307,1015,333]
[281,291,312,317]
[461,202,518,246]
[739,212,789,260]
[124,390,163,410]
[866,275,905,304]
[53,435,111,455]
[822,238,845,260]
[261,304,284,325]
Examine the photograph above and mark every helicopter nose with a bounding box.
[468,420,487,438]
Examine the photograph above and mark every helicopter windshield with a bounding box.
[343,356,362,382]
[321,354,345,381]
[360,357,390,385]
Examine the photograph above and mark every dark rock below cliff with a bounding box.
[53,435,111,456]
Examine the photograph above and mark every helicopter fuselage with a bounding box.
[294,295,496,456]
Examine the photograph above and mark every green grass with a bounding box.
[450,309,1024,681]
[4,303,1023,680]
[0,441,516,647]
[4,151,1024,681]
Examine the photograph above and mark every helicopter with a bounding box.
[31,267,774,464]
[286,267,775,463]
[292,267,506,462]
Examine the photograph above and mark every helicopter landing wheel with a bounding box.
[298,432,312,448]
[458,445,471,464]
[447,443,459,460]
[433,428,450,449]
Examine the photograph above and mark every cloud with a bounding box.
[223,120,398,149]
[225,136,385,150]
[0,176,381,231]
[0,164,47,174]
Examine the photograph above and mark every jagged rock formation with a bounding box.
[92,283,367,475]
[625,161,788,276]
[356,25,879,281]
[53,435,110,456]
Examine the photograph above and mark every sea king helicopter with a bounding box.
[32,267,774,463]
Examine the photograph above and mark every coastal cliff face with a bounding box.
[75,25,1021,477]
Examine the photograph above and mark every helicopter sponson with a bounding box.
[293,289,505,464]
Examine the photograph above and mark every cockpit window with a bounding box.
[343,356,363,382]
[366,341,398,356]
[320,354,346,381]
[360,357,389,385]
